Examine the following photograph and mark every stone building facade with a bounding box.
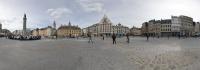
[32,26,56,37]
[57,22,81,37]
[84,15,129,37]
[141,15,194,37]
[130,26,141,36]
[112,23,130,36]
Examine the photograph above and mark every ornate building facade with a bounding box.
[113,23,130,36]
[57,22,81,37]
[84,15,129,37]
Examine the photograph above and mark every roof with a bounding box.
[160,19,171,24]
[58,25,81,30]
[40,26,53,30]
[148,19,171,24]
[99,15,112,24]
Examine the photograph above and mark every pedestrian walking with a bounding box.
[87,33,93,43]
[126,33,130,43]
[112,33,117,44]
[178,34,181,39]
[146,34,149,41]
[102,35,105,40]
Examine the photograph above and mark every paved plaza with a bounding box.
[0,37,200,70]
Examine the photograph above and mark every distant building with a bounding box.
[130,26,141,36]
[141,15,194,37]
[85,15,129,37]
[1,29,11,36]
[112,23,130,36]
[32,28,39,36]
[160,19,172,36]
[32,21,57,38]
[96,15,113,36]
[38,26,54,37]
[192,22,200,35]
[0,23,12,37]
[13,29,32,36]
[12,30,23,35]
[32,26,55,37]
[141,20,162,36]
[57,21,81,37]
[171,15,193,36]
[86,15,113,36]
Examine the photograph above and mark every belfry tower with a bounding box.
[23,14,27,35]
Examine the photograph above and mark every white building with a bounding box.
[85,15,129,37]
[171,15,193,36]
[193,22,200,35]
[94,15,113,36]
[171,16,181,36]
[113,23,130,36]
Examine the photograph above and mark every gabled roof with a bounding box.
[58,25,81,30]
[99,15,112,24]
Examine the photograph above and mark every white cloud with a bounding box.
[0,17,22,32]
[77,0,105,13]
[47,8,72,19]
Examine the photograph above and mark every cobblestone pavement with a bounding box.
[0,37,200,70]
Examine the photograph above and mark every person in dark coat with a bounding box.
[178,34,181,39]
[112,33,116,44]
[126,33,130,43]
[102,35,105,40]
[146,33,149,41]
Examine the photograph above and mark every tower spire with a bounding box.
[68,21,71,26]
[103,14,108,18]
[24,13,26,18]
[53,20,56,29]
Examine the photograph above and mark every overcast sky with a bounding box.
[0,0,200,31]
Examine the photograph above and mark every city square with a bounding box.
[0,37,200,70]
[1,0,200,70]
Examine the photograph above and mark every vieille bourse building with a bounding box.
[57,22,81,37]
